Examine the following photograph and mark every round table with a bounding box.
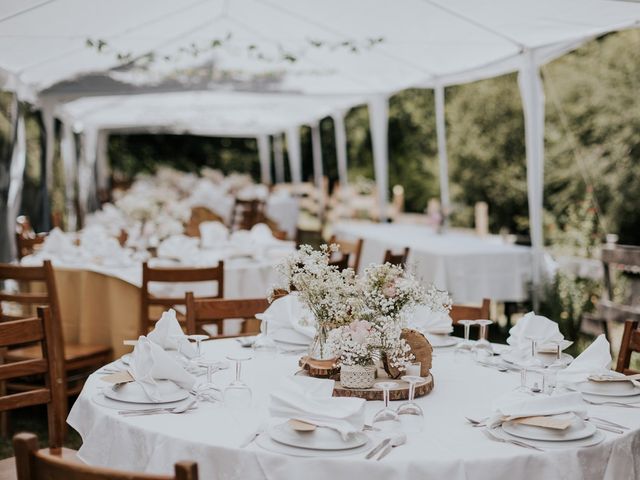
[68,340,640,479]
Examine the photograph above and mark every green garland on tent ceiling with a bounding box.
[85,33,385,69]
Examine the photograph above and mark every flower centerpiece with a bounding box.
[327,320,378,387]
[270,244,359,360]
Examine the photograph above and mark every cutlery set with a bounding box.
[365,433,407,461]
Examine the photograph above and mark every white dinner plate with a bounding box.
[502,414,596,442]
[573,380,640,397]
[425,333,459,348]
[580,392,640,405]
[103,381,190,404]
[93,393,193,411]
[271,329,312,346]
[268,423,368,451]
[256,433,371,457]
[492,427,604,450]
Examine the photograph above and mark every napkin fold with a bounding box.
[488,391,587,428]
[557,334,612,384]
[269,376,365,437]
[260,293,316,341]
[506,311,565,356]
[157,235,200,261]
[407,304,453,334]
[147,309,198,358]
[199,221,229,248]
[128,336,196,401]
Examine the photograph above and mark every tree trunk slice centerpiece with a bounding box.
[333,373,434,401]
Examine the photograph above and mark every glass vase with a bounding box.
[308,325,334,361]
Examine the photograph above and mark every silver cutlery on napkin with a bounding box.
[118,399,197,417]
[376,433,407,460]
[482,428,543,451]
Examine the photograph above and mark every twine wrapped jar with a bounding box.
[340,364,377,389]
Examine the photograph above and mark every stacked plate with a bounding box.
[571,376,640,405]
[424,328,459,348]
[94,380,192,411]
[500,350,573,368]
[256,422,371,457]
[492,413,605,449]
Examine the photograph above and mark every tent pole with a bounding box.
[332,112,349,188]
[273,133,285,183]
[257,134,272,185]
[96,130,109,198]
[41,101,55,231]
[286,126,302,184]
[310,122,324,210]
[2,94,21,261]
[435,85,451,223]
[518,51,545,309]
[60,122,77,231]
[368,95,390,222]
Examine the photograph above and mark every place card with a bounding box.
[101,371,134,384]
[512,415,572,430]
[288,419,317,432]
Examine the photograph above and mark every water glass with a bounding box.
[372,382,402,434]
[397,375,424,432]
[472,319,494,359]
[454,320,475,357]
[223,354,253,409]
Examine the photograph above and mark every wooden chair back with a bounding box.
[1,308,66,448]
[231,199,266,231]
[581,244,640,338]
[383,247,410,267]
[15,236,46,261]
[185,293,268,337]
[615,320,640,375]
[140,263,224,336]
[185,207,226,237]
[13,432,198,480]
[328,236,363,272]
[0,261,60,324]
[328,254,350,272]
[450,299,491,325]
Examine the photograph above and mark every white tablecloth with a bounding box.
[68,341,640,480]
[332,221,534,303]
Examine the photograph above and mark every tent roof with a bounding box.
[2,0,640,97]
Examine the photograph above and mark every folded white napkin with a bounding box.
[128,336,196,401]
[407,304,453,334]
[557,334,612,384]
[488,391,587,427]
[260,293,316,341]
[41,228,77,255]
[250,223,278,245]
[157,234,200,260]
[147,309,198,358]
[269,376,366,437]
[507,311,565,356]
[200,221,229,248]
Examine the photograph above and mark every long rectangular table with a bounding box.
[332,221,534,303]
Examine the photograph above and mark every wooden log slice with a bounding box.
[298,356,340,379]
[333,373,434,401]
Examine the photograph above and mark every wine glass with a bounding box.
[515,335,543,393]
[223,354,253,409]
[187,334,209,359]
[473,320,494,360]
[194,360,228,402]
[397,376,424,432]
[252,314,277,353]
[454,320,475,356]
[371,382,402,434]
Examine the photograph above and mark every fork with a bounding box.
[482,428,544,451]
[583,399,640,408]
[465,416,487,427]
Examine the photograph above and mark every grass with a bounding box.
[0,402,82,460]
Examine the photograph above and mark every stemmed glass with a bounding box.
[372,382,402,434]
[397,376,424,432]
[516,335,543,393]
[472,320,494,360]
[223,354,253,408]
[454,320,475,356]
[187,334,209,359]
[252,314,276,353]
[194,360,228,402]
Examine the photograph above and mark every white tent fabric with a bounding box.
[332,112,349,187]
[60,121,78,231]
[368,95,390,220]
[311,123,323,193]
[6,110,26,259]
[435,85,450,217]
[286,126,302,184]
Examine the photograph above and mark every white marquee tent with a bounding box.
[2,0,640,289]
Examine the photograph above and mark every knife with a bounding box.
[365,438,390,459]
[376,443,393,461]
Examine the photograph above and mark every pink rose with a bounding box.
[349,320,371,344]
[382,281,397,298]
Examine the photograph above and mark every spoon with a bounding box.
[376,433,407,460]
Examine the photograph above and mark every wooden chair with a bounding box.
[581,244,640,338]
[0,307,70,479]
[12,432,198,480]
[185,293,269,338]
[0,261,112,396]
[615,320,640,375]
[328,235,363,273]
[15,217,46,260]
[141,263,224,336]
[450,299,491,325]
[230,199,266,231]
[383,247,410,267]
[185,207,226,237]
[328,253,351,272]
